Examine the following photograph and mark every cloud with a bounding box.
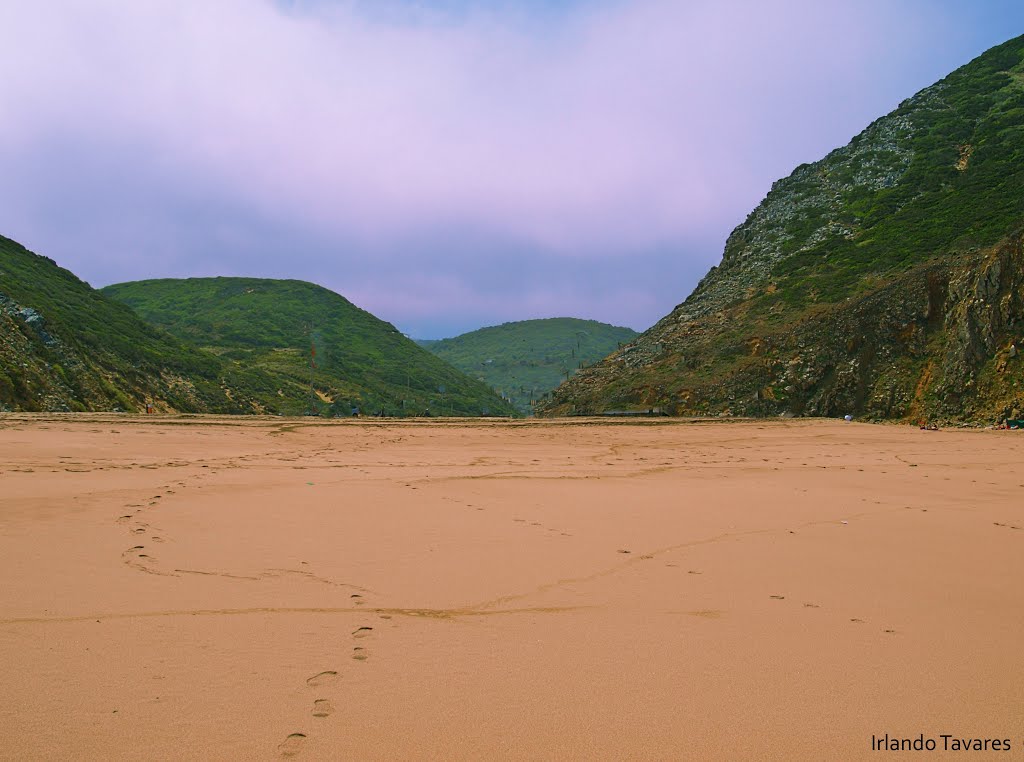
[0,0,997,336]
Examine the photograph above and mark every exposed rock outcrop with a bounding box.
[541,35,1024,424]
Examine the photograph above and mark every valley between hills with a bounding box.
[3,35,1024,424]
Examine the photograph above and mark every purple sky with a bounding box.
[1,1,1021,338]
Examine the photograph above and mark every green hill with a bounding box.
[0,234,271,413]
[541,35,1024,423]
[419,318,637,414]
[102,277,517,417]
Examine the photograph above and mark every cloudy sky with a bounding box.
[1,1,1021,337]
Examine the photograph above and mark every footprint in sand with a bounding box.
[121,546,175,576]
[352,627,373,639]
[305,671,338,688]
[688,609,725,619]
[278,733,306,757]
[769,595,786,600]
[352,647,367,661]
[312,699,333,718]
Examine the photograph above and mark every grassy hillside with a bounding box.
[102,277,517,417]
[0,235,270,412]
[541,35,1024,423]
[419,318,637,414]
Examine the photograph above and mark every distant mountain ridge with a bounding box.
[102,277,517,417]
[540,35,1024,423]
[419,318,637,414]
[0,234,269,413]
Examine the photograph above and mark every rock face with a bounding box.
[682,106,919,323]
[540,35,1024,423]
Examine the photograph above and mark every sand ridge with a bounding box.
[1,415,1022,759]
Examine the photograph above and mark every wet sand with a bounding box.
[1,414,1022,760]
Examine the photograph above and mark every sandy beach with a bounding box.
[1,415,1022,760]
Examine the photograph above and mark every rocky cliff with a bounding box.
[540,35,1024,423]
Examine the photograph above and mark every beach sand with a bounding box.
[1,415,1022,760]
